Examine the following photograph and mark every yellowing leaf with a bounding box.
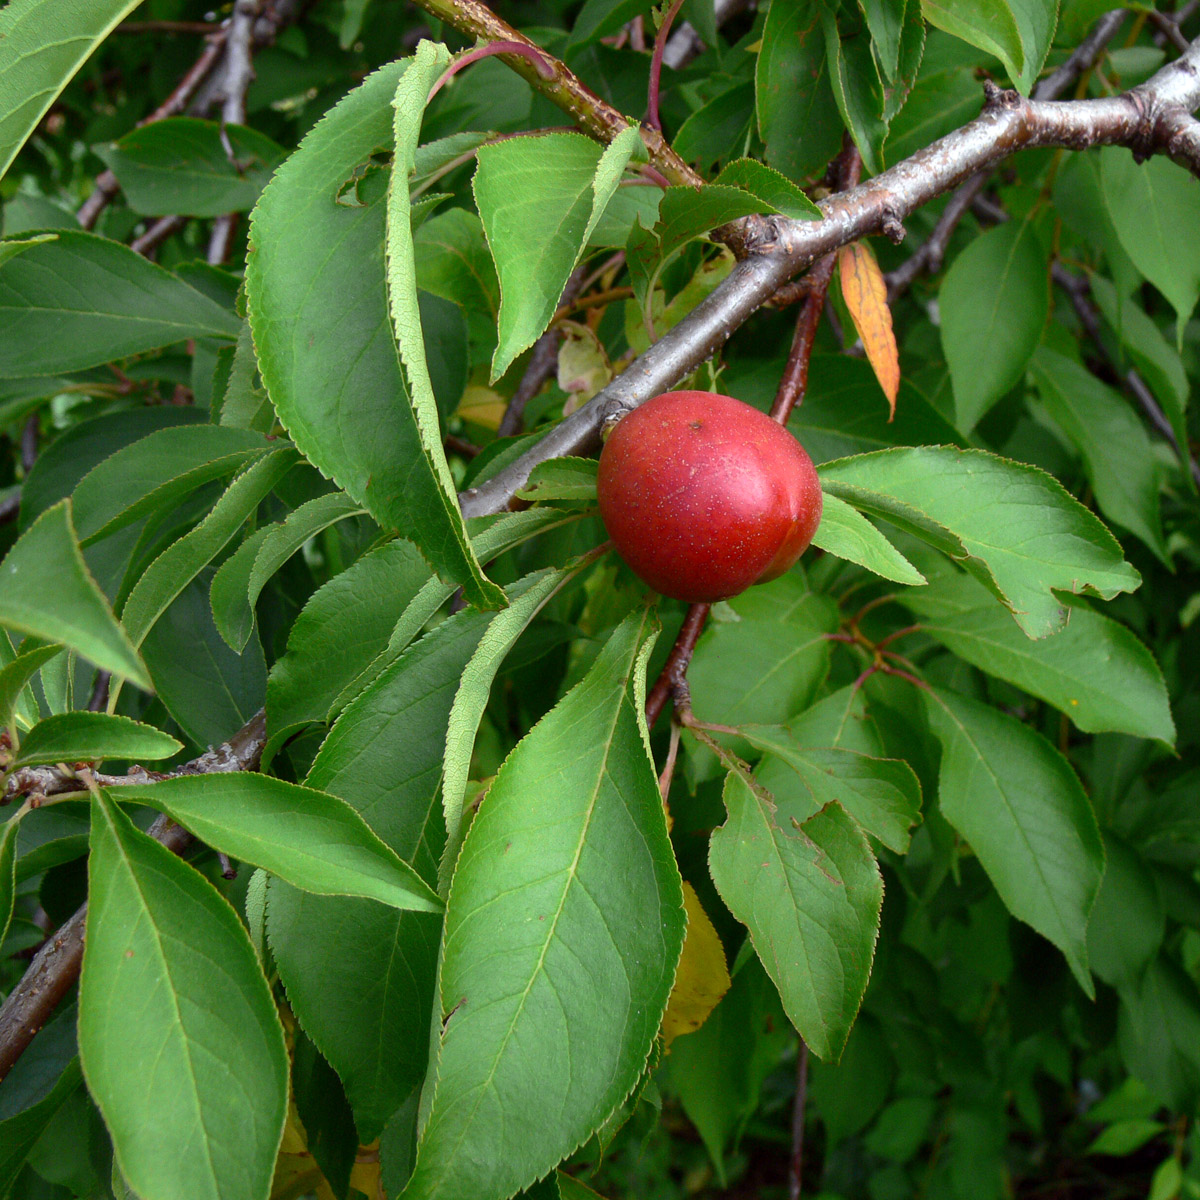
[838,241,900,418]
[457,383,507,430]
[661,883,731,1046]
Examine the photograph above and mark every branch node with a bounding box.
[982,79,1021,110]
[880,208,906,244]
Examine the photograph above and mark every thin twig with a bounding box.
[661,0,750,70]
[130,215,187,257]
[77,33,228,229]
[645,604,711,729]
[788,1038,810,1200]
[646,0,686,131]
[20,416,38,475]
[0,711,268,1082]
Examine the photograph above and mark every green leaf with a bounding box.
[0,814,18,950]
[0,231,239,376]
[79,789,287,1200]
[94,118,285,217]
[1030,348,1167,562]
[0,0,144,180]
[0,232,56,267]
[746,730,923,853]
[515,456,599,502]
[709,769,882,1060]
[713,159,823,220]
[920,0,1024,83]
[819,2,889,174]
[902,563,1174,743]
[72,425,272,546]
[473,127,642,380]
[12,712,182,767]
[1087,1118,1165,1158]
[1087,833,1164,989]
[1008,0,1059,93]
[1100,147,1200,345]
[142,574,267,751]
[1117,960,1200,1111]
[0,1004,83,1195]
[268,886,441,1143]
[0,642,61,733]
[756,0,843,183]
[210,491,365,652]
[401,609,685,1200]
[0,501,149,688]
[246,62,500,610]
[939,220,1048,430]
[812,492,926,585]
[924,687,1104,993]
[414,207,500,319]
[690,575,839,727]
[819,446,1141,639]
[109,774,442,914]
[440,563,590,885]
[1090,275,1192,489]
[385,42,503,611]
[120,448,299,649]
[859,0,907,80]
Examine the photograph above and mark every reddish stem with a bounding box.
[428,40,555,103]
[645,0,686,131]
[645,603,711,728]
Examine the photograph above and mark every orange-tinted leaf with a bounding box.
[838,241,900,418]
[661,883,731,1046]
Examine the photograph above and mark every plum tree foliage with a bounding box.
[0,1,1197,1198]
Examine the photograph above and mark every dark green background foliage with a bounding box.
[0,0,1197,1198]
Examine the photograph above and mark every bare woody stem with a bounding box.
[646,0,686,131]
[0,711,268,1083]
[458,35,1200,519]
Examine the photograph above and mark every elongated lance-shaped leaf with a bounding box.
[924,687,1104,995]
[708,755,882,1061]
[439,559,594,890]
[811,492,925,585]
[0,232,239,376]
[12,712,182,768]
[120,448,298,649]
[0,0,144,181]
[0,642,61,735]
[108,774,442,914]
[210,491,365,652]
[0,815,18,951]
[902,562,1175,743]
[0,501,149,689]
[246,59,502,609]
[401,608,685,1200]
[79,789,288,1200]
[385,42,503,611]
[819,447,1140,638]
[72,425,272,546]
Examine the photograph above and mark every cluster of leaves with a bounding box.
[0,1,1198,1199]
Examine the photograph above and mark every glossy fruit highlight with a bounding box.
[596,390,823,603]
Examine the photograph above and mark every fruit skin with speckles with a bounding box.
[596,390,824,603]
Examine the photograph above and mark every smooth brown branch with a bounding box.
[130,215,187,257]
[0,711,268,1082]
[645,603,711,729]
[458,34,1200,519]
[769,255,838,425]
[788,1038,810,1200]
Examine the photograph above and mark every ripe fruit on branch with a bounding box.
[596,390,823,604]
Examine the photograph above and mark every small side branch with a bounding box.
[0,711,268,1082]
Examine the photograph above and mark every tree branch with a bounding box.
[0,711,268,1082]
[458,35,1200,518]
